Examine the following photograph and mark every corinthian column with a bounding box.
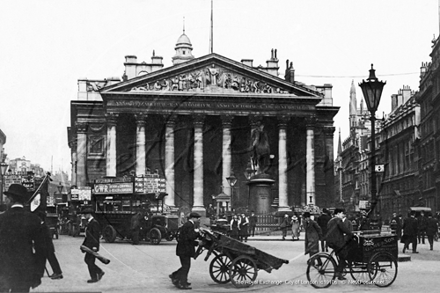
[192,115,205,215]
[221,115,233,198]
[106,113,118,177]
[306,117,316,205]
[164,115,176,207]
[134,114,146,175]
[76,122,88,187]
[278,116,290,211]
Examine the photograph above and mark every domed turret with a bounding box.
[172,31,194,65]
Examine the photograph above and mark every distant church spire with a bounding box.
[337,128,342,156]
[183,16,185,34]
[349,80,357,128]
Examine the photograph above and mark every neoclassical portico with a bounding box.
[76,113,322,213]
[70,52,339,213]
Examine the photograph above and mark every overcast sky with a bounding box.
[0,0,438,175]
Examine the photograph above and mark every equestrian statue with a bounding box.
[250,121,271,175]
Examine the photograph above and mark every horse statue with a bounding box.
[250,122,271,174]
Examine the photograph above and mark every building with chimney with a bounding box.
[68,30,339,215]
[415,37,440,212]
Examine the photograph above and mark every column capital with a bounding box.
[75,122,88,134]
[277,115,291,128]
[323,127,336,135]
[220,115,234,127]
[305,116,317,128]
[105,113,118,126]
[164,114,177,127]
[134,113,147,125]
[193,114,205,127]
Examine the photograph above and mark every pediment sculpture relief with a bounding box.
[129,64,289,94]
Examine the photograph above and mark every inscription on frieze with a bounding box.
[109,100,314,111]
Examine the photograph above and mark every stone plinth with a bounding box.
[247,174,275,214]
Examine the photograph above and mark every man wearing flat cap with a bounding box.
[80,207,105,283]
[0,184,46,292]
[325,208,353,280]
[170,212,201,290]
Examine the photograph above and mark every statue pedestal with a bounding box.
[247,174,275,214]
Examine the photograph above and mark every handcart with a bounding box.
[195,228,289,288]
[306,231,398,288]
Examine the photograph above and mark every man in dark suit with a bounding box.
[81,207,105,283]
[249,211,257,237]
[402,211,419,253]
[317,209,331,252]
[325,208,353,280]
[170,212,201,290]
[0,184,46,292]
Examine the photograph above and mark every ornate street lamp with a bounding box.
[359,64,386,216]
[244,161,256,210]
[226,172,237,211]
[1,162,9,208]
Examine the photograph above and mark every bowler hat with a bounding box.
[4,184,29,203]
[303,212,311,218]
[80,207,94,214]
[189,212,201,218]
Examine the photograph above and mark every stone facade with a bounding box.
[68,32,339,213]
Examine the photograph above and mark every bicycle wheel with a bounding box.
[349,261,376,284]
[306,253,336,288]
[368,252,397,287]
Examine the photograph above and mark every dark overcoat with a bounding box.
[304,219,322,255]
[176,220,199,257]
[317,213,331,236]
[325,217,352,249]
[82,218,101,251]
[402,216,418,237]
[426,218,438,236]
[0,207,46,289]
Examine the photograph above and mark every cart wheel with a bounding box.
[306,253,336,289]
[349,261,375,284]
[149,228,161,245]
[209,254,232,284]
[103,225,117,243]
[229,255,257,288]
[368,252,397,287]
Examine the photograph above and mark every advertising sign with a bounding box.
[21,177,35,191]
[71,187,92,200]
[134,175,166,193]
[93,182,133,194]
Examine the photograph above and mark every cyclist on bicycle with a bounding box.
[325,208,353,280]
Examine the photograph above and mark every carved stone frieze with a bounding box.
[129,64,290,94]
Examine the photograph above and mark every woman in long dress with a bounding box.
[291,215,300,240]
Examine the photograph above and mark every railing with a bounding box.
[255,212,279,234]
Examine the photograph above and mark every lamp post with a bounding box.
[226,172,237,211]
[1,162,9,209]
[359,64,386,216]
[244,161,256,211]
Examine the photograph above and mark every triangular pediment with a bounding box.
[101,53,321,98]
